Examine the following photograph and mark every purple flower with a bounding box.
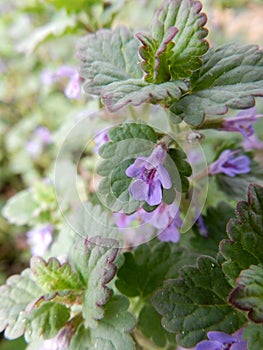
[26,126,52,158]
[242,134,263,151]
[196,329,247,350]
[94,129,109,154]
[196,212,208,238]
[41,66,82,99]
[27,224,53,256]
[126,145,172,206]
[208,150,251,177]
[142,202,182,243]
[221,107,263,138]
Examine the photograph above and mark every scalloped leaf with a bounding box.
[68,295,135,350]
[78,26,186,111]
[220,184,263,282]
[170,44,263,126]
[152,256,246,348]
[97,123,157,214]
[78,26,142,96]
[2,190,37,225]
[25,302,70,342]
[244,323,263,350]
[116,241,196,299]
[229,265,263,323]
[151,0,209,80]
[31,257,82,292]
[0,269,43,339]
[70,236,119,328]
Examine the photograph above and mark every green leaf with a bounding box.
[97,123,157,214]
[2,190,37,225]
[78,26,142,96]
[102,79,186,112]
[220,184,263,282]
[70,236,119,328]
[170,44,263,126]
[116,241,196,299]
[69,295,135,350]
[71,202,119,240]
[0,269,43,339]
[229,265,263,323]
[190,202,234,257]
[151,0,209,80]
[216,161,263,201]
[166,148,192,193]
[244,323,263,350]
[25,302,70,342]
[30,257,82,292]
[137,303,176,348]
[152,256,246,348]
[46,0,102,13]
[78,27,186,111]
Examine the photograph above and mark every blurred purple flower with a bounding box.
[196,329,247,350]
[126,145,172,206]
[26,126,52,158]
[242,134,263,151]
[208,150,251,177]
[94,129,109,154]
[41,66,82,99]
[27,224,53,256]
[196,212,208,238]
[143,202,182,243]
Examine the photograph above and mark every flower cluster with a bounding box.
[126,145,172,206]
[196,330,247,350]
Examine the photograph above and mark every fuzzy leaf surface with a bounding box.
[70,236,119,328]
[220,184,263,282]
[116,241,196,299]
[97,123,157,214]
[244,323,263,350]
[229,265,263,323]
[170,44,263,126]
[152,256,246,347]
[68,295,135,350]
[151,0,208,80]
[30,257,82,292]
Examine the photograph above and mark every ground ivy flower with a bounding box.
[242,134,263,151]
[196,329,247,350]
[126,145,172,206]
[26,126,52,158]
[94,129,109,154]
[142,202,182,243]
[221,107,263,138]
[208,150,251,177]
[27,224,53,256]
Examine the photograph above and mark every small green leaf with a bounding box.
[102,79,186,112]
[244,323,263,350]
[170,44,263,126]
[78,26,142,96]
[116,241,196,299]
[229,265,263,323]
[97,123,157,214]
[220,184,263,282]
[70,236,119,328]
[69,295,135,350]
[31,257,82,292]
[190,202,234,257]
[0,269,43,339]
[138,303,176,348]
[151,0,209,79]
[25,302,70,342]
[2,190,37,225]
[152,256,246,348]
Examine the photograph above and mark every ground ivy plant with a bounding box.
[1,0,263,349]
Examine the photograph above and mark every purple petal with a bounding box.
[147,179,162,206]
[64,77,81,99]
[145,145,167,169]
[158,164,172,189]
[196,340,223,350]
[158,220,180,243]
[126,157,146,178]
[129,179,148,201]
[231,341,247,350]
[208,331,237,343]
[56,66,77,78]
